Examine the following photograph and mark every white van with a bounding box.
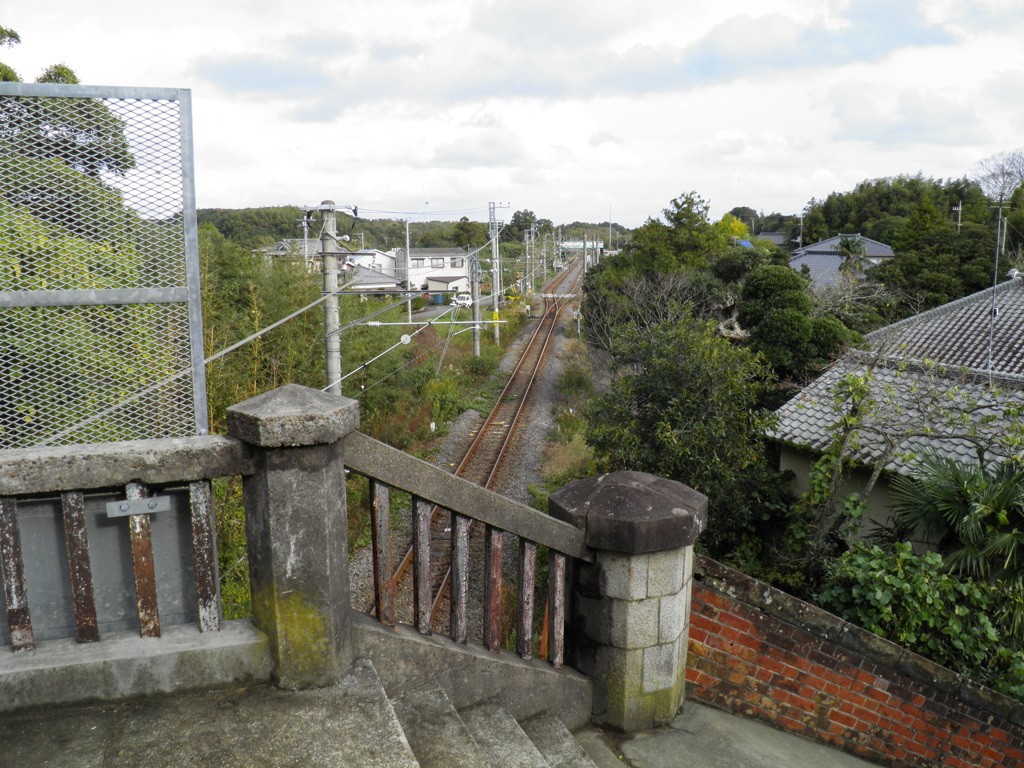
[453,293,473,308]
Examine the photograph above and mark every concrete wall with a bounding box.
[779,445,897,538]
[687,556,1024,767]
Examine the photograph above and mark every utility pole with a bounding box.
[489,202,501,343]
[986,198,1009,384]
[405,218,413,322]
[320,201,342,395]
[471,251,481,357]
[525,224,535,297]
[298,208,316,270]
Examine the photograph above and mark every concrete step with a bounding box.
[325,657,421,768]
[391,686,493,768]
[460,701,551,768]
[521,714,600,768]
[0,658,420,768]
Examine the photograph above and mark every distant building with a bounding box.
[426,274,470,295]
[395,247,470,291]
[789,234,894,289]
[256,238,321,269]
[340,263,402,294]
[755,232,791,248]
[347,249,397,276]
[561,240,604,253]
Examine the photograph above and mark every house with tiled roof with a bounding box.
[789,234,894,289]
[772,273,1024,530]
[340,263,402,293]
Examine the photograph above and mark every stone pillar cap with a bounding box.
[226,384,360,447]
[548,471,706,553]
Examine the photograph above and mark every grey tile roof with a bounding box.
[342,265,401,289]
[865,278,1024,383]
[789,252,846,288]
[772,362,1019,472]
[772,276,1024,472]
[756,232,790,246]
[792,234,894,258]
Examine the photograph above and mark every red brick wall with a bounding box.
[686,557,1024,768]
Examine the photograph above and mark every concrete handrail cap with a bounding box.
[548,471,706,553]
[226,384,360,447]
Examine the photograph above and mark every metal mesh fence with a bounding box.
[0,84,207,449]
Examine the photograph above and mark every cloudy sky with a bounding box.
[3,0,1023,228]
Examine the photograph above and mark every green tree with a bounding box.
[585,318,780,553]
[504,209,536,243]
[1,25,20,46]
[0,26,89,90]
[623,192,730,273]
[454,216,488,249]
[0,196,184,447]
[738,265,858,379]
[0,24,19,81]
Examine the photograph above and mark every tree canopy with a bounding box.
[586,318,782,553]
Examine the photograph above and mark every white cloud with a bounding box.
[4,0,1024,226]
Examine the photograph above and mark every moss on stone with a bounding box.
[252,585,333,688]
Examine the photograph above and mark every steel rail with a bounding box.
[426,263,584,622]
[380,263,582,616]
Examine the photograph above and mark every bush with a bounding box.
[817,542,1024,700]
[461,349,499,379]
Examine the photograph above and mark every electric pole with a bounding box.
[490,202,501,343]
[405,218,413,322]
[471,251,481,357]
[320,201,342,395]
[986,198,1009,384]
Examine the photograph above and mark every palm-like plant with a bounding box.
[891,451,1024,646]
[836,236,868,280]
[892,451,1024,581]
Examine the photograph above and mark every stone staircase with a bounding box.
[347,658,603,768]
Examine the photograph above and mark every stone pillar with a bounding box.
[227,384,359,689]
[549,471,706,732]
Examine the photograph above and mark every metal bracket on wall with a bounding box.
[105,496,171,518]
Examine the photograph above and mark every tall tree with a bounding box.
[454,216,488,249]
[503,209,536,243]
[973,148,1024,201]
[0,23,20,81]
[585,317,780,554]
[837,235,868,280]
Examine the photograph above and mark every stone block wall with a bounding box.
[686,556,1024,767]
[574,545,695,731]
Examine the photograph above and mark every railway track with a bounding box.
[380,259,585,638]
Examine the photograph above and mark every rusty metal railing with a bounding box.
[342,431,592,668]
[0,436,248,651]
